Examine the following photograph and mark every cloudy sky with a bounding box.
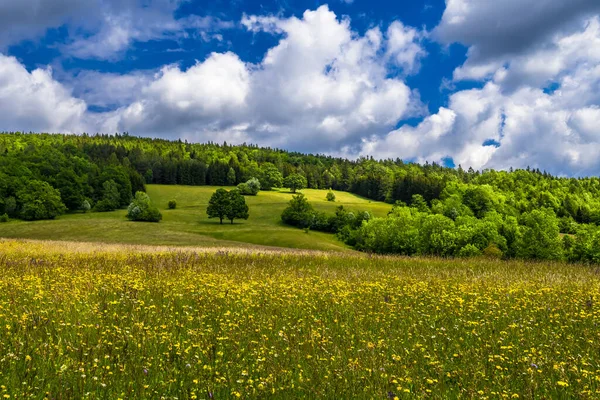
[1,0,599,175]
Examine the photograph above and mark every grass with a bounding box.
[1,239,599,398]
[0,185,391,251]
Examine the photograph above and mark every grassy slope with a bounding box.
[0,185,391,251]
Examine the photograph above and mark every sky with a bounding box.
[1,0,599,176]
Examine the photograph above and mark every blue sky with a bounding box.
[1,0,599,175]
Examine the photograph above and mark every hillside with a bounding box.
[0,185,390,251]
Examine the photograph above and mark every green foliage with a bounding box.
[207,188,230,224]
[326,191,336,202]
[16,180,67,221]
[126,192,162,222]
[226,190,249,224]
[168,200,177,209]
[260,163,283,190]
[281,193,314,228]
[4,132,600,263]
[80,200,91,213]
[458,244,481,257]
[516,209,564,260]
[410,194,430,213]
[0,213,8,223]
[207,188,250,225]
[284,173,308,193]
[237,178,261,195]
[3,196,16,217]
[227,167,236,186]
[94,180,121,212]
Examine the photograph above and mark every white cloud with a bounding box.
[0,0,233,60]
[0,0,87,48]
[0,54,87,133]
[355,1,600,176]
[385,21,427,73]
[435,0,600,64]
[100,6,424,151]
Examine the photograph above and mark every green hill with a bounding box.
[0,185,390,251]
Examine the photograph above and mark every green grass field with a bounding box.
[1,239,599,399]
[0,185,391,251]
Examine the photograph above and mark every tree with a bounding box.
[326,191,336,202]
[281,193,314,228]
[516,209,564,260]
[207,188,231,224]
[226,190,249,224]
[16,180,67,221]
[410,194,429,213]
[3,196,16,217]
[260,163,283,190]
[95,180,121,212]
[284,173,307,193]
[227,167,236,185]
[126,192,162,222]
[54,169,85,211]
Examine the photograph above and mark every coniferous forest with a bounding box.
[2,131,600,262]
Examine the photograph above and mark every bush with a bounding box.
[281,193,314,228]
[168,200,177,209]
[126,192,162,222]
[326,191,336,202]
[238,178,261,196]
[458,244,481,257]
[483,244,503,259]
[81,200,91,213]
[17,180,67,221]
[0,213,8,223]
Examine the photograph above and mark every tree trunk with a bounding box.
[219,218,223,224]
[230,219,234,224]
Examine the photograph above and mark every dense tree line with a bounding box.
[2,131,600,255]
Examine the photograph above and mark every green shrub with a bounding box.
[483,244,503,259]
[80,200,91,213]
[126,192,162,222]
[237,178,261,196]
[0,213,8,223]
[168,200,177,209]
[17,180,67,221]
[281,193,314,228]
[458,244,482,257]
[326,191,336,202]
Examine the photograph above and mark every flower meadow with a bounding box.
[0,240,599,399]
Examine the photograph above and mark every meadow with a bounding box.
[0,239,599,398]
[0,185,391,251]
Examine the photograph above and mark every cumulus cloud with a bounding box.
[0,54,87,132]
[435,0,600,65]
[0,0,87,48]
[352,1,600,176]
[359,17,600,176]
[0,0,232,60]
[101,6,424,151]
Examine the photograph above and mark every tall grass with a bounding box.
[0,240,599,398]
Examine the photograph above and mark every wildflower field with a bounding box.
[0,240,599,399]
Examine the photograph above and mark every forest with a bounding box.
[2,131,600,262]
